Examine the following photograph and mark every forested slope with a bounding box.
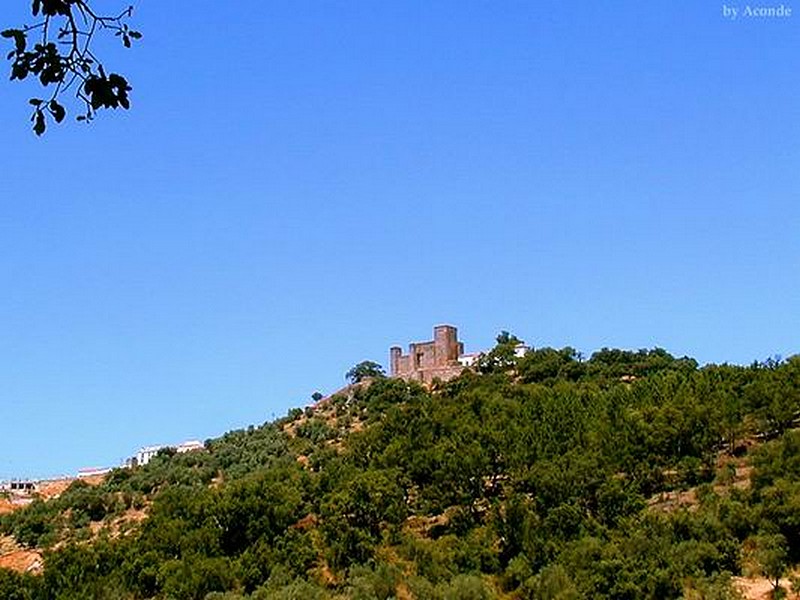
[1,339,799,599]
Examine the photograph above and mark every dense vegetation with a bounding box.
[2,337,799,599]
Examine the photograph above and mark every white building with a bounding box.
[458,353,480,367]
[177,440,204,454]
[77,467,112,478]
[514,343,530,358]
[0,480,37,493]
[128,439,205,468]
[457,344,530,368]
[135,445,167,467]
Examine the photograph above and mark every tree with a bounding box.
[345,361,386,384]
[518,346,584,383]
[2,1,141,135]
[495,330,521,346]
[751,533,789,595]
[749,371,800,437]
[476,331,525,374]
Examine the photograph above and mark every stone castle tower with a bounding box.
[389,325,470,385]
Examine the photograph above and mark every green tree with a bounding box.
[746,365,799,436]
[0,569,39,600]
[346,361,386,384]
[751,533,789,594]
[518,346,584,383]
[476,331,525,374]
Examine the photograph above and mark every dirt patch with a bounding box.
[119,507,148,524]
[733,577,791,600]
[396,582,414,600]
[0,536,42,575]
[37,474,105,500]
[36,478,73,499]
[0,549,42,574]
[78,474,106,487]
[95,506,149,540]
[714,451,753,493]
[0,535,18,555]
[733,465,753,490]
[291,513,318,531]
[733,571,800,600]
[647,488,699,513]
[0,498,17,515]
[314,561,339,587]
[405,511,451,538]
[649,441,759,514]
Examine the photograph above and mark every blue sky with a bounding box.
[0,1,797,478]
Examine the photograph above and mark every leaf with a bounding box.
[11,62,29,81]
[33,110,45,136]
[32,0,41,17]
[49,99,65,123]
[40,0,71,17]
[1,29,26,53]
[28,98,42,106]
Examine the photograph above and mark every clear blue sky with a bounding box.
[0,1,797,478]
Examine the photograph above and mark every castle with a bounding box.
[390,325,478,385]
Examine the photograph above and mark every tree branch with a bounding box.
[2,0,141,135]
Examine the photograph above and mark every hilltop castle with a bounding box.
[390,325,478,385]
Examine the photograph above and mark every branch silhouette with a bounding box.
[2,1,140,135]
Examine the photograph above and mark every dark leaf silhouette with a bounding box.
[2,1,140,135]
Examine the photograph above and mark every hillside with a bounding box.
[1,340,799,599]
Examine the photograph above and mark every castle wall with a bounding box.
[389,325,467,384]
